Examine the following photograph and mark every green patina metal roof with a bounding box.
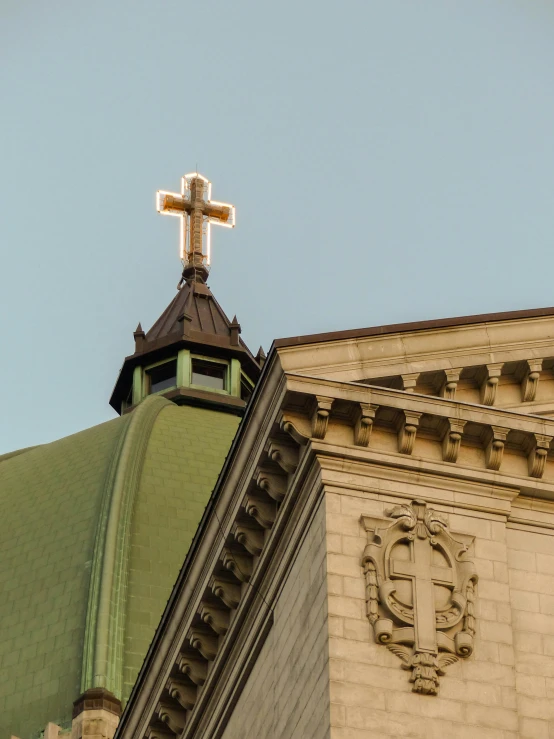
[0,396,239,739]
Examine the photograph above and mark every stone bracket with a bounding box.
[311,395,334,439]
[221,547,253,583]
[231,521,264,556]
[480,363,503,406]
[353,402,379,447]
[209,574,242,610]
[155,702,186,735]
[441,369,461,400]
[279,416,310,446]
[266,440,298,474]
[187,627,219,661]
[199,603,230,636]
[521,359,543,403]
[485,426,510,471]
[527,433,552,479]
[255,467,287,501]
[243,491,276,529]
[401,373,420,393]
[177,654,208,686]
[441,418,466,463]
[398,411,422,455]
[166,677,197,711]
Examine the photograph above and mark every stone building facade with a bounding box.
[116,308,554,739]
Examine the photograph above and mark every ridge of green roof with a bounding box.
[81,394,172,697]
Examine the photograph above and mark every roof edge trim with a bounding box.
[273,306,554,349]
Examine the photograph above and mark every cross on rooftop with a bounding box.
[156,173,236,284]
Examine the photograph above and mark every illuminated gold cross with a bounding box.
[156,172,236,281]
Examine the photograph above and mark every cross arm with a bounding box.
[204,201,235,226]
[391,559,454,585]
[157,191,191,216]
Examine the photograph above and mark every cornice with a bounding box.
[274,306,554,349]
[282,373,554,500]
[275,312,554,380]
[285,373,554,432]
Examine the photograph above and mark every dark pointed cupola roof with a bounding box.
[110,171,262,415]
[146,278,241,347]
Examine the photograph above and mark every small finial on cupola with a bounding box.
[134,323,146,352]
[256,346,266,367]
[230,316,241,346]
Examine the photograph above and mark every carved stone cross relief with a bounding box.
[361,500,477,695]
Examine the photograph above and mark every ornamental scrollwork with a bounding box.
[361,499,477,695]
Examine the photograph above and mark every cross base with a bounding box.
[181,263,209,286]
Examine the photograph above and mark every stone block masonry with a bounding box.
[326,488,554,739]
[220,498,330,739]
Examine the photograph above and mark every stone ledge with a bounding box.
[73,689,122,719]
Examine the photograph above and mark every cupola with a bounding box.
[110,172,263,415]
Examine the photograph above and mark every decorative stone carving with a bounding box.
[397,411,422,455]
[166,677,197,711]
[527,433,552,479]
[243,491,276,529]
[231,521,264,556]
[267,440,298,473]
[255,467,287,501]
[480,363,503,406]
[280,418,309,446]
[187,627,219,661]
[521,359,542,402]
[361,500,477,695]
[441,369,460,400]
[312,395,334,439]
[353,402,378,447]
[209,574,242,609]
[155,702,186,734]
[441,419,466,463]
[485,426,510,471]
[199,602,230,635]
[177,653,208,686]
[221,546,253,582]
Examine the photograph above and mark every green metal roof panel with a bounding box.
[0,414,131,739]
[122,403,239,701]
[0,397,240,738]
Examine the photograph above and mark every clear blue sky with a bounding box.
[2,1,554,453]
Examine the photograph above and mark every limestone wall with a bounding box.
[326,488,554,739]
[508,526,554,739]
[220,497,330,739]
